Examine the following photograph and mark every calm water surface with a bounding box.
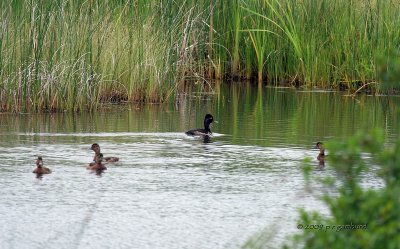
[0,85,398,249]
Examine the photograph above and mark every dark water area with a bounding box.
[0,84,398,248]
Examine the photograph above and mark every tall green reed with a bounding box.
[0,0,201,112]
[236,0,400,88]
[1,0,399,112]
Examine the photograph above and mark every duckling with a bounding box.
[32,156,51,174]
[185,114,214,136]
[315,142,326,166]
[90,143,119,163]
[87,153,107,171]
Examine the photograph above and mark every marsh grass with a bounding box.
[0,0,199,112]
[237,0,400,89]
[1,0,399,112]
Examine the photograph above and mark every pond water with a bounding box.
[0,84,398,249]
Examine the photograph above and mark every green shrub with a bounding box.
[286,130,400,249]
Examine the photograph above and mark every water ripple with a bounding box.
[0,132,381,249]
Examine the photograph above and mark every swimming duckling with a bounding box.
[315,142,325,158]
[185,114,214,136]
[315,142,325,166]
[90,143,119,163]
[87,153,107,171]
[32,156,51,174]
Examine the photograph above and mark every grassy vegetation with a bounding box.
[222,0,400,87]
[0,0,193,112]
[1,0,399,112]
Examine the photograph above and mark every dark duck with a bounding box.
[185,114,214,136]
[90,143,119,163]
[87,153,107,171]
[32,156,51,174]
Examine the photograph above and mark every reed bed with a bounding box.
[0,0,197,112]
[1,0,399,112]
[216,0,400,88]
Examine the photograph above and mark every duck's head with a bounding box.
[204,114,214,129]
[90,143,100,153]
[315,142,324,149]
[36,156,43,167]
